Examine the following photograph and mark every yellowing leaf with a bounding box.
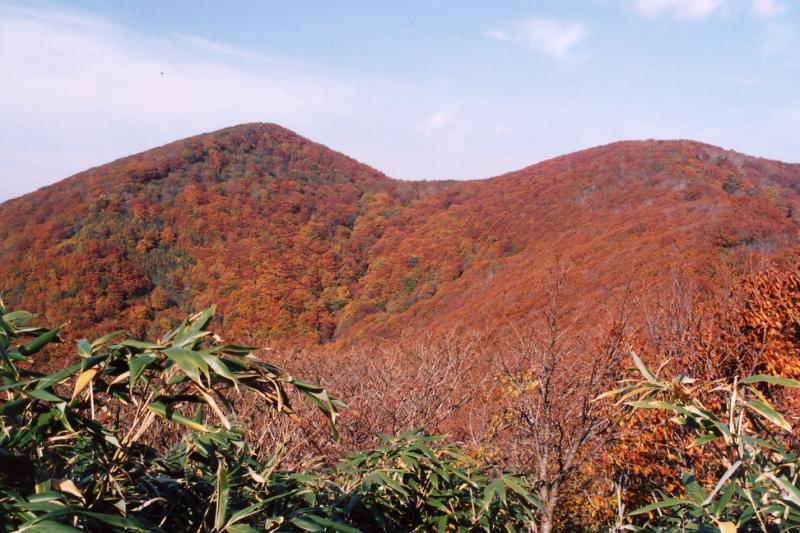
[718,522,736,533]
[72,368,97,399]
[52,479,84,502]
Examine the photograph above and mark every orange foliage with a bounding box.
[607,261,800,513]
[2,123,800,367]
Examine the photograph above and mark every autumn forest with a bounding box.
[4,123,800,531]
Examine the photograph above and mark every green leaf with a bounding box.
[220,344,256,356]
[79,354,108,372]
[703,460,741,507]
[626,400,692,416]
[15,520,82,533]
[3,310,34,323]
[148,400,209,432]
[741,375,800,388]
[76,339,92,358]
[226,501,267,527]
[121,339,164,350]
[129,354,158,388]
[79,511,154,532]
[500,475,537,503]
[376,471,409,497]
[173,331,209,349]
[35,362,84,390]
[769,474,800,507]
[711,479,737,517]
[437,514,448,533]
[27,491,65,503]
[290,517,325,532]
[90,330,125,349]
[164,347,208,384]
[628,498,696,516]
[746,398,792,431]
[214,464,230,531]
[0,397,31,417]
[27,388,64,403]
[594,384,638,402]
[188,306,216,333]
[690,434,717,447]
[199,351,236,382]
[19,327,60,356]
[304,515,361,533]
[481,479,507,514]
[293,380,342,438]
[226,526,261,533]
[631,351,660,384]
[684,476,707,506]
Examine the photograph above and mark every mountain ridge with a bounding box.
[2,123,800,358]
[11,124,799,207]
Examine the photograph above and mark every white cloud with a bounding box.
[488,18,586,60]
[486,29,509,41]
[751,0,787,18]
[521,19,587,59]
[423,111,453,134]
[632,0,725,19]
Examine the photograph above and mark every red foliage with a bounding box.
[2,124,800,366]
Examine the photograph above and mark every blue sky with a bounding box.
[1,0,798,200]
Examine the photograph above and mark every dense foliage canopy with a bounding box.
[2,124,800,364]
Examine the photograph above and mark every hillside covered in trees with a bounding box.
[2,123,800,358]
[6,124,800,531]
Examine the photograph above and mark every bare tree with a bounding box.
[348,328,486,438]
[237,327,488,466]
[493,265,629,533]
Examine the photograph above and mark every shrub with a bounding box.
[0,299,541,531]
[604,352,800,531]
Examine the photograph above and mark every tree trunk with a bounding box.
[540,514,553,533]
[537,488,558,533]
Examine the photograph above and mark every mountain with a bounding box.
[2,123,800,356]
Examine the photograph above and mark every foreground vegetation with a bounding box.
[0,301,540,532]
[607,355,800,531]
[5,261,800,531]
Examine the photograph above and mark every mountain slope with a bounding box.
[2,125,799,355]
[0,124,435,345]
[346,140,800,340]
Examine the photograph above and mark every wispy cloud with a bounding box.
[631,0,724,19]
[485,29,509,41]
[0,5,530,197]
[751,0,787,19]
[173,33,259,59]
[423,111,453,135]
[0,6,407,199]
[487,18,587,60]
